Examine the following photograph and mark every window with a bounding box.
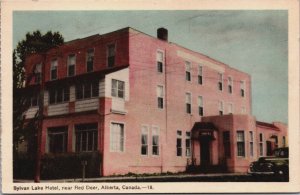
[198,96,204,116]
[228,77,233,93]
[111,79,125,99]
[157,85,164,109]
[107,44,115,67]
[86,49,94,72]
[152,127,159,155]
[282,136,286,147]
[110,123,124,152]
[198,65,203,85]
[186,93,191,114]
[240,81,245,97]
[157,51,164,73]
[76,81,99,100]
[228,103,233,114]
[219,101,224,115]
[259,133,264,156]
[249,131,254,157]
[223,131,231,158]
[185,61,191,81]
[237,131,245,157]
[75,123,98,152]
[30,94,39,107]
[241,106,246,114]
[34,63,42,84]
[141,126,148,155]
[50,59,58,80]
[185,132,191,156]
[218,73,223,91]
[49,87,70,104]
[48,126,68,153]
[68,54,76,77]
[176,130,182,156]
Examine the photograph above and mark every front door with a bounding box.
[200,138,211,166]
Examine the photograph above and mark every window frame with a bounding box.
[152,126,160,156]
[67,54,76,77]
[240,80,245,97]
[157,85,164,109]
[34,63,42,84]
[107,43,116,68]
[50,59,58,80]
[185,132,191,157]
[259,133,264,156]
[185,61,192,82]
[75,81,99,100]
[228,103,233,114]
[198,65,203,85]
[176,130,182,157]
[198,96,204,116]
[156,50,164,73]
[219,101,224,115]
[47,126,68,154]
[249,131,254,157]
[141,125,149,156]
[110,122,125,152]
[49,87,70,105]
[218,73,223,91]
[111,79,125,99]
[185,92,192,114]
[228,76,233,94]
[75,123,98,152]
[236,130,245,157]
[86,48,95,73]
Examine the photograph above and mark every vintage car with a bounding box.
[248,147,288,176]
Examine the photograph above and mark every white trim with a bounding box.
[198,64,203,85]
[109,121,125,153]
[228,76,233,94]
[185,92,192,114]
[156,49,165,74]
[50,58,58,80]
[86,47,95,72]
[185,61,192,82]
[157,84,164,110]
[141,124,150,156]
[106,42,116,67]
[67,53,76,77]
[151,125,160,157]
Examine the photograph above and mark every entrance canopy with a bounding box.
[191,122,218,140]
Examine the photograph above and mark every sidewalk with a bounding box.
[14,172,248,183]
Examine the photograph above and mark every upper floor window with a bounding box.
[198,96,204,116]
[110,122,124,152]
[198,65,203,85]
[107,44,115,68]
[156,51,164,73]
[30,94,40,107]
[86,49,94,72]
[34,63,42,84]
[241,106,246,114]
[240,80,245,97]
[141,126,149,155]
[218,73,223,91]
[185,132,191,156]
[185,93,191,114]
[185,61,191,81]
[157,85,164,109]
[228,77,233,94]
[47,126,68,154]
[49,87,70,104]
[50,59,58,80]
[67,54,76,77]
[75,123,98,152]
[176,130,182,156]
[152,127,160,155]
[75,81,99,100]
[219,101,224,115]
[237,131,245,157]
[111,79,125,99]
[228,103,233,114]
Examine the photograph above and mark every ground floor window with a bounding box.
[75,123,98,152]
[236,131,245,157]
[152,127,160,155]
[249,131,254,157]
[177,130,182,156]
[48,126,68,153]
[185,132,191,156]
[259,133,264,156]
[110,123,124,152]
[141,126,148,155]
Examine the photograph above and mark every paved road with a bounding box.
[14,173,288,183]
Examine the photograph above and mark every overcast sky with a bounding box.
[13,11,288,124]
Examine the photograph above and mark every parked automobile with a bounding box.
[248,147,288,176]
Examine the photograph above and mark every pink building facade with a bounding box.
[23,27,287,176]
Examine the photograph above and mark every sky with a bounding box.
[13,11,288,123]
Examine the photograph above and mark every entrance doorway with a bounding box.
[200,138,211,166]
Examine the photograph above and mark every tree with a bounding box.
[13,31,64,156]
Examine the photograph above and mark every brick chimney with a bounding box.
[157,28,168,41]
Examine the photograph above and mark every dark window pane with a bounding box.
[76,85,83,100]
[198,75,202,85]
[186,72,191,81]
[64,87,70,101]
[35,73,41,84]
[218,82,223,91]
[51,69,57,80]
[84,83,91,98]
[56,88,63,103]
[186,104,191,114]
[157,62,163,73]
[92,82,99,97]
[199,107,203,116]
[49,90,56,104]
[219,111,223,115]
[108,56,115,67]
[228,85,232,93]
[241,89,245,97]
[68,65,75,76]
[158,97,163,108]
[141,146,147,155]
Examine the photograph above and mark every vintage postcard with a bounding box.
[1,0,299,193]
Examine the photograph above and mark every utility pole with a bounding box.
[34,53,46,182]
